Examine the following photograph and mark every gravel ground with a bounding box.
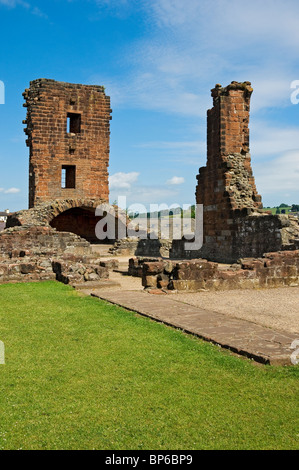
[100,255,299,335]
[173,287,299,335]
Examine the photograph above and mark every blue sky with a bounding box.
[0,0,299,212]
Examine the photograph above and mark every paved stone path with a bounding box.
[87,288,298,366]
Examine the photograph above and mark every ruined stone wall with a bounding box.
[110,237,172,257]
[0,226,110,285]
[195,82,299,263]
[0,226,92,257]
[196,81,262,211]
[23,79,111,208]
[140,251,299,291]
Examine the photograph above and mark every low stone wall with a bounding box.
[0,226,92,257]
[0,225,110,285]
[128,257,161,277]
[0,251,110,286]
[0,256,56,283]
[110,237,172,257]
[141,251,299,291]
[52,258,109,285]
[170,214,299,263]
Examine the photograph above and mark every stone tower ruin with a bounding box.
[196,81,262,213]
[193,81,299,263]
[21,79,113,242]
[23,79,112,208]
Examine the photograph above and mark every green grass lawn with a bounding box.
[0,281,298,450]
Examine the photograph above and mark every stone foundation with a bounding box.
[139,251,299,291]
[171,214,299,262]
[0,225,91,256]
[110,237,172,258]
[0,225,110,285]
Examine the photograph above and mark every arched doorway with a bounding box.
[7,198,128,245]
[50,206,105,243]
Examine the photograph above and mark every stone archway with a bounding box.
[50,206,103,243]
[6,198,128,244]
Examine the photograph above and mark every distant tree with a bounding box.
[291,204,299,212]
[279,203,289,208]
[276,208,281,214]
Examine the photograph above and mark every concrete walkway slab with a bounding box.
[90,289,298,366]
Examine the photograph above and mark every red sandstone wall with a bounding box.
[140,251,299,291]
[195,82,263,261]
[23,79,112,208]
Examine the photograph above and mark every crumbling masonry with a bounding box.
[142,81,299,290]
[0,79,117,284]
[195,82,299,263]
[171,81,299,264]
[1,79,299,290]
[24,79,111,207]
[195,81,299,263]
[20,79,113,243]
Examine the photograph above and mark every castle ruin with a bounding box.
[21,79,112,242]
[1,79,299,290]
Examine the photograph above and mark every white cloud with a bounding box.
[148,0,299,50]
[0,0,48,18]
[0,187,21,194]
[166,176,185,185]
[4,187,20,194]
[109,172,139,190]
[85,1,299,206]
[110,184,180,207]
[90,0,299,117]
[250,122,299,157]
[109,171,181,206]
[255,150,299,200]
[249,77,294,113]
[0,0,29,8]
[31,6,48,19]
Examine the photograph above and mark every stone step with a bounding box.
[113,262,129,273]
[90,244,115,256]
[113,268,129,275]
[73,279,121,290]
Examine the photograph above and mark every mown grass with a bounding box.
[0,281,298,450]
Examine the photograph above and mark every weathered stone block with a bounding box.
[142,275,158,288]
[143,262,165,275]
[20,264,35,274]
